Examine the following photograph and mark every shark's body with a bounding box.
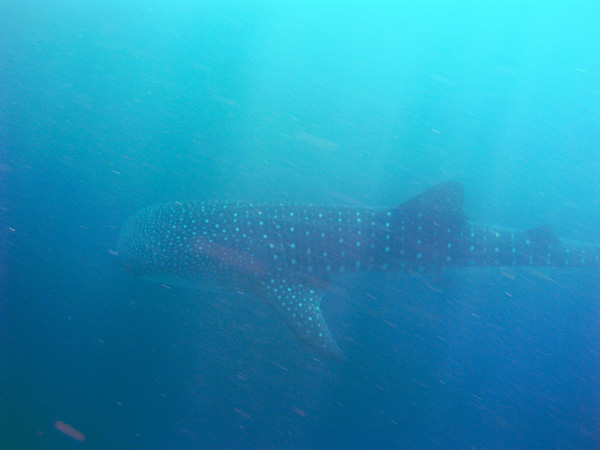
[117,182,600,358]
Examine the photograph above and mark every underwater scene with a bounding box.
[2,1,600,449]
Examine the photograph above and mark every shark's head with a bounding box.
[116,213,146,275]
[116,205,173,276]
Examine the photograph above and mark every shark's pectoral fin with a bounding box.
[260,277,344,360]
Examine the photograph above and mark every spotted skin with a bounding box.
[117,182,600,359]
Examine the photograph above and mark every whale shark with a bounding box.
[117,182,600,359]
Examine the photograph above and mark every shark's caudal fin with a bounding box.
[260,277,344,360]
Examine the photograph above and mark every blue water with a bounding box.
[2,1,600,448]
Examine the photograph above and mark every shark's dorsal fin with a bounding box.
[260,277,343,360]
[395,181,466,229]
